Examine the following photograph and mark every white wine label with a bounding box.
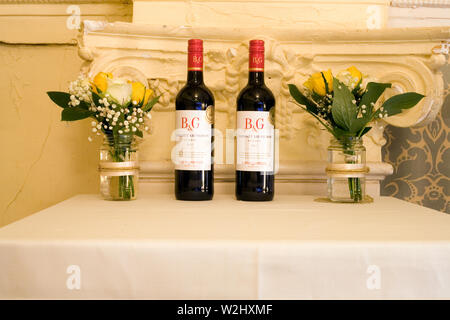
[174,109,212,171]
[236,110,274,172]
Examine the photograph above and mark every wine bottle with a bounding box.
[174,39,214,201]
[236,40,275,201]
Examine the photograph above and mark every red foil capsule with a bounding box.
[188,39,203,71]
[249,39,264,72]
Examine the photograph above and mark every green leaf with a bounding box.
[113,112,126,136]
[349,117,369,134]
[381,92,425,116]
[293,102,337,139]
[351,78,363,97]
[61,107,95,121]
[358,126,372,137]
[310,91,324,104]
[331,78,357,131]
[288,84,318,114]
[142,96,160,113]
[78,100,91,111]
[91,91,102,106]
[47,91,71,108]
[359,82,391,117]
[333,127,350,139]
[134,129,143,138]
[321,72,331,95]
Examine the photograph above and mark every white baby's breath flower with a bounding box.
[68,74,92,104]
[336,71,359,90]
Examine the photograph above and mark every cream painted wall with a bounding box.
[0,1,132,227]
[0,44,100,227]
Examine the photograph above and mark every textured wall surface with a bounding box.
[0,1,132,227]
[0,44,100,227]
[382,65,449,213]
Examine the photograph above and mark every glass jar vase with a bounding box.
[326,136,367,203]
[99,134,139,201]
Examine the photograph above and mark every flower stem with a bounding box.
[107,135,135,200]
[342,139,362,202]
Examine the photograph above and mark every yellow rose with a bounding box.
[347,66,362,84]
[143,88,154,106]
[336,66,362,90]
[92,72,113,93]
[131,82,153,105]
[303,69,333,96]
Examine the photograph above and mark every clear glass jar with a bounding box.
[327,136,367,202]
[99,134,139,201]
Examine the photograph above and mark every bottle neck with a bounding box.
[187,49,203,85]
[248,71,264,85]
[187,70,204,85]
[248,48,264,85]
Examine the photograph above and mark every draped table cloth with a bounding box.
[1,194,450,299]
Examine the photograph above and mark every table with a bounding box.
[1,194,450,299]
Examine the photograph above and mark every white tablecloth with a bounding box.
[1,194,450,299]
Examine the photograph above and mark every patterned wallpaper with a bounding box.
[381,65,450,213]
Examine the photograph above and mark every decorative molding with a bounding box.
[79,20,448,194]
[81,21,449,129]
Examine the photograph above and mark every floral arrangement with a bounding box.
[288,67,424,201]
[47,72,157,138]
[47,72,158,200]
